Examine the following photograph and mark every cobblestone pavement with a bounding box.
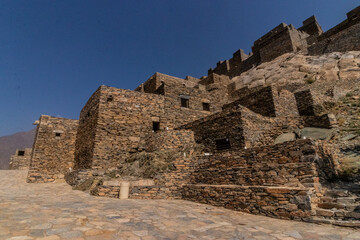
[0,170,359,240]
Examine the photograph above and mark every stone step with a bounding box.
[316,203,359,212]
[316,208,341,218]
[324,189,350,197]
[319,196,359,204]
[306,217,360,228]
[315,208,360,220]
[306,216,334,225]
[333,220,360,228]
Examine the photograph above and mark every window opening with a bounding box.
[107,95,113,102]
[153,122,160,132]
[202,102,210,111]
[18,150,25,156]
[216,138,231,150]
[181,98,189,108]
[55,133,61,137]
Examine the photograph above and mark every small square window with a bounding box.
[202,103,210,111]
[181,98,189,108]
[18,150,25,156]
[107,95,113,102]
[153,122,160,132]
[55,133,61,137]
[216,138,231,150]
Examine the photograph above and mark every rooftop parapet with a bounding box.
[252,23,296,51]
[185,76,201,83]
[298,15,323,36]
[135,72,199,93]
[308,5,360,55]
[207,5,360,78]
[232,49,248,62]
[347,5,360,22]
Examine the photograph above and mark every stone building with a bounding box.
[9,148,32,170]
[26,6,360,226]
[27,115,78,183]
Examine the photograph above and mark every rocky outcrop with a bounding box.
[230,51,360,93]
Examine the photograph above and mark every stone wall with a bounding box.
[135,72,199,94]
[88,130,197,200]
[180,139,342,221]
[180,87,304,151]
[224,86,277,117]
[91,144,197,200]
[253,23,308,63]
[295,89,317,116]
[298,16,323,37]
[179,110,245,151]
[129,152,196,199]
[27,5,360,226]
[138,72,229,126]
[74,83,214,172]
[189,139,323,188]
[182,185,314,220]
[145,130,195,152]
[74,87,102,169]
[240,107,302,148]
[224,85,299,118]
[9,148,32,170]
[179,108,274,151]
[161,80,219,128]
[74,86,165,171]
[93,139,339,222]
[308,6,360,55]
[136,72,231,116]
[27,115,78,183]
[209,23,309,77]
[207,6,360,79]
[294,89,331,117]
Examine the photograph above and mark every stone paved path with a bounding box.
[0,170,359,240]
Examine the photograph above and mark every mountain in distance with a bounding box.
[0,128,36,169]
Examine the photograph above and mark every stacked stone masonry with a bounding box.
[209,6,360,78]
[9,148,32,170]
[27,115,78,183]
[188,139,326,188]
[25,6,360,227]
[182,185,314,220]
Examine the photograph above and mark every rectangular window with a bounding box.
[18,150,25,156]
[202,103,210,111]
[216,138,231,150]
[181,98,189,108]
[153,122,160,132]
[55,133,61,137]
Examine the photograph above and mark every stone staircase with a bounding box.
[312,188,360,227]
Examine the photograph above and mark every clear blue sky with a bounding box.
[0,0,359,136]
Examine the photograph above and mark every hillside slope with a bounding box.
[0,128,36,169]
[230,51,360,96]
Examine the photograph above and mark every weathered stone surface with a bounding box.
[301,127,334,140]
[27,115,78,183]
[23,5,360,229]
[341,134,358,141]
[8,148,32,170]
[3,170,360,239]
[274,133,297,144]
